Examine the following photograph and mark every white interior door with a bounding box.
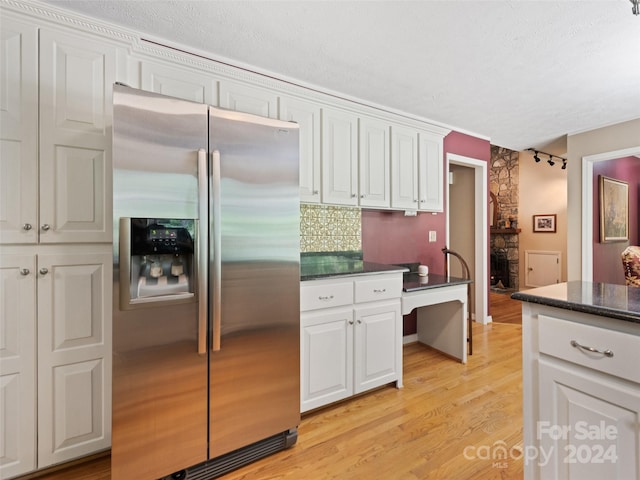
[525,250,561,287]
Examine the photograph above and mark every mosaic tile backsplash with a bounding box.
[300,204,361,252]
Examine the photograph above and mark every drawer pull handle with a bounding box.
[318,295,334,301]
[373,288,386,293]
[570,340,614,358]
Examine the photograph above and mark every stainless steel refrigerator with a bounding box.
[112,84,300,480]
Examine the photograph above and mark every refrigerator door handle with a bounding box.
[197,148,208,355]
[211,149,222,352]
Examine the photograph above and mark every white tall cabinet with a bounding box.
[0,9,120,478]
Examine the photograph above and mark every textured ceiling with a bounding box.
[41,0,640,151]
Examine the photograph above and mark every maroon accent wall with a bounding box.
[592,156,640,285]
[362,131,491,335]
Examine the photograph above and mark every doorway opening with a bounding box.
[446,154,490,325]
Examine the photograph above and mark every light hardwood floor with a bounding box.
[23,294,523,480]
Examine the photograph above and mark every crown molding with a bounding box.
[0,0,462,137]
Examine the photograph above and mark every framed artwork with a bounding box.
[533,214,556,233]
[599,175,629,243]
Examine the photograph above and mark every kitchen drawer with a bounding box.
[301,280,354,312]
[538,314,640,384]
[354,275,402,303]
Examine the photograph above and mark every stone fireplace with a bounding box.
[490,146,520,291]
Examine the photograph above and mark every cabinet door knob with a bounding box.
[23,223,33,231]
[20,268,30,276]
[41,224,51,231]
[350,193,357,198]
[348,320,354,325]
[357,319,362,324]
[39,267,49,275]
[313,190,319,195]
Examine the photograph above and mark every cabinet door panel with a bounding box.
[354,301,399,393]
[219,80,277,118]
[539,358,640,480]
[0,255,36,478]
[391,126,418,209]
[321,108,358,206]
[39,29,116,243]
[37,253,112,468]
[0,19,38,244]
[141,61,217,104]
[418,131,443,211]
[301,309,353,412]
[280,97,321,203]
[359,117,390,208]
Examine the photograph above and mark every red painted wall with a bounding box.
[362,130,491,335]
[592,156,640,284]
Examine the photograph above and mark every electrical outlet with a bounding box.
[429,231,436,242]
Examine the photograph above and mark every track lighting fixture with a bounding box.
[525,148,567,168]
[632,0,639,15]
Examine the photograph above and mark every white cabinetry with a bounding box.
[391,127,444,211]
[321,108,359,206]
[300,274,402,412]
[359,117,390,208]
[0,19,38,244]
[219,80,278,118]
[0,248,112,479]
[0,255,37,478]
[38,28,118,244]
[0,9,120,478]
[140,60,218,105]
[522,304,640,480]
[279,96,322,203]
[390,125,418,210]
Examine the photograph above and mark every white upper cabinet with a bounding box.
[390,125,419,209]
[418,131,444,212]
[358,117,390,208]
[141,60,217,105]
[321,107,358,206]
[219,80,278,118]
[38,28,121,244]
[279,96,321,203]
[390,126,444,212]
[0,19,38,244]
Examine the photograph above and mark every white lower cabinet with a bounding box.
[0,248,112,479]
[523,305,640,480]
[300,274,402,412]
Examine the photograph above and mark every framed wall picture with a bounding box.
[533,214,556,233]
[599,175,629,243]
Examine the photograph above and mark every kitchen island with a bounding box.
[512,282,640,480]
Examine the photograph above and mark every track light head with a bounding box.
[632,0,639,15]
[561,160,567,170]
[533,151,541,162]
[547,155,555,166]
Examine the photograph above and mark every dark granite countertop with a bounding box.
[300,254,407,281]
[511,281,640,325]
[402,272,471,292]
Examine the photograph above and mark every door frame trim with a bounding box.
[581,146,640,281]
[446,153,490,325]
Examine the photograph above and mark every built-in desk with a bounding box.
[402,273,471,364]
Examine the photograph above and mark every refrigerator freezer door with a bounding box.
[112,85,209,479]
[208,108,301,458]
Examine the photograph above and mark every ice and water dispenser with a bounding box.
[119,218,197,309]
